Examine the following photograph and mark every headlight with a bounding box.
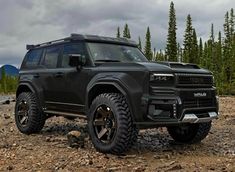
[150,73,175,86]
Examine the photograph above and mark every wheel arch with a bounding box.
[16,83,35,97]
[86,74,143,123]
[16,82,44,108]
[87,82,127,109]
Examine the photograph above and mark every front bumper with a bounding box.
[182,111,218,123]
[137,88,219,127]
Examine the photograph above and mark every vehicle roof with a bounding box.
[26,34,138,50]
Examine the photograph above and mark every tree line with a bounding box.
[0,67,18,93]
[116,2,235,95]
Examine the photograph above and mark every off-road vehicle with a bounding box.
[15,34,219,154]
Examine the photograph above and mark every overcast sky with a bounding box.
[0,0,233,67]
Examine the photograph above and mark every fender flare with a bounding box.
[16,82,45,108]
[85,73,143,122]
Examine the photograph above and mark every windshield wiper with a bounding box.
[95,59,121,62]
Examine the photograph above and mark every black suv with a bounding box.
[15,34,218,154]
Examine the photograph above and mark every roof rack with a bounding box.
[26,36,71,50]
[26,33,137,50]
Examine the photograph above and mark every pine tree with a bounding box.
[230,8,234,41]
[208,23,216,71]
[223,11,232,85]
[144,27,152,60]
[229,8,235,94]
[210,23,215,43]
[198,38,203,65]
[156,49,165,61]
[202,42,208,68]
[166,1,177,61]
[215,31,223,93]
[123,24,131,38]
[177,43,182,62]
[116,27,120,38]
[153,48,156,60]
[1,67,7,93]
[138,36,142,50]
[127,28,131,39]
[191,28,199,64]
[183,14,193,63]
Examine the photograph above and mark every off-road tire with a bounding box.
[128,127,139,148]
[15,92,45,134]
[167,122,212,144]
[88,93,135,154]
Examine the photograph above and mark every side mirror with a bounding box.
[69,54,86,69]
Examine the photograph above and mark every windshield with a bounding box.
[87,43,148,63]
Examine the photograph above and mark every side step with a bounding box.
[44,110,87,119]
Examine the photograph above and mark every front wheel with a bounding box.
[167,122,211,144]
[88,93,136,154]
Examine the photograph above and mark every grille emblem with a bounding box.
[194,92,207,97]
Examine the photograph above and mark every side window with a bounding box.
[42,46,61,68]
[25,49,42,67]
[61,43,85,68]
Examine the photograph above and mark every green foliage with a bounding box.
[138,36,142,51]
[123,24,131,39]
[199,9,235,95]
[198,38,203,64]
[166,1,177,61]
[177,43,182,62]
[114,5,235,95]
[191,29,199,64]
[144,27,152,60]
[116,27,120,38]
[0,67,18,93]
[155,49,165,61]
[183,14,193,63]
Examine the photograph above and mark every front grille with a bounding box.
[183,98,214,108]
[176,74,213,87]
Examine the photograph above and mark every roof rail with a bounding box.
[26,33,137,50]
[26,45,34,50]
[26,37,71,50]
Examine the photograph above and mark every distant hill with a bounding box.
[0,65,19,79]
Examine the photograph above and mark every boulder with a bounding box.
[67,130,87,148]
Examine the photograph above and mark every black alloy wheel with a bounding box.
[93,105,117,144]
[17,100,30,127]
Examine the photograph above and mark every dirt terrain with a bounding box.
[0,96,234,172]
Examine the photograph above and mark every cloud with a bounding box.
[0,0,233,65]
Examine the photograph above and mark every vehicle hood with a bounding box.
[96,61,212,75]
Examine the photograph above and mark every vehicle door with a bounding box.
[48,42,91,113]
[39,45,63,110]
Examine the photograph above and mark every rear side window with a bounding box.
[42,46,61,68]
[25,49,42,67]
[61,43,85,68]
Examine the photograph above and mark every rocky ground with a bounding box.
[0,96,234,172]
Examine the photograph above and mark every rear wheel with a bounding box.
[15,92,45,134]
[167,122,211,144]
[88,93,135,154]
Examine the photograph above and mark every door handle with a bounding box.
[33,73,40,78]
[54,72,64,78]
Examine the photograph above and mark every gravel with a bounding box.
[0,95,234,171]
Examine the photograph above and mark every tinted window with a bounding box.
[62,43,85,68]
[87,43,147,63]
[25,49,42,67]
[42,46,61,68]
